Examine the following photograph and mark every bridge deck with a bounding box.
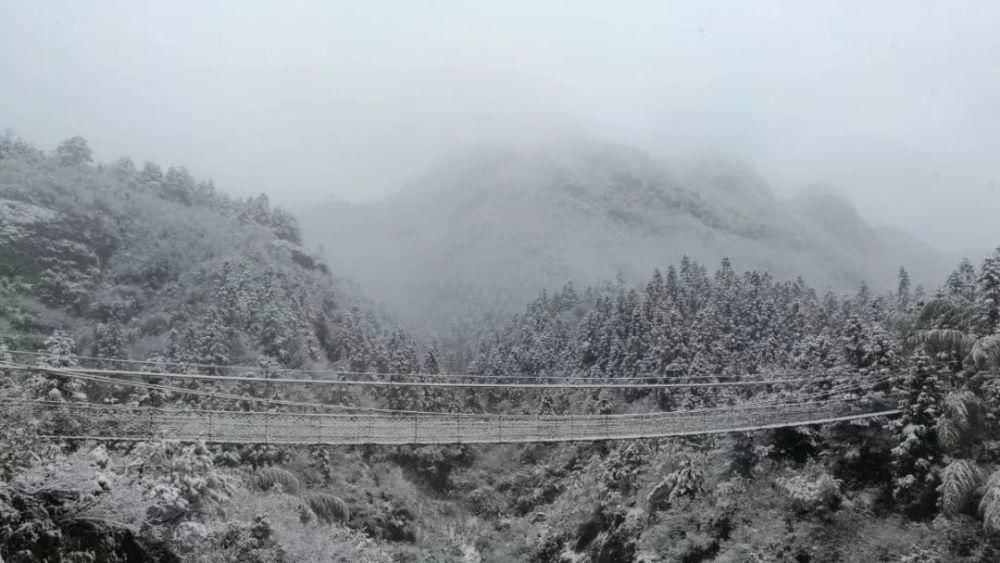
[7,400,900,445]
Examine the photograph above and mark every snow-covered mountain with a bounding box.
[300,142,947,330]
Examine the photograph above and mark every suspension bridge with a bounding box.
[0,352,903,445]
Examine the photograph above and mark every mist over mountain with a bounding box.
[300,142,949,333]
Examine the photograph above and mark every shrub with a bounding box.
[938,459,983,517]
[139,313,170,336]
[202,489,392,562]
[978,470,1000,532]
[174,521,209,544]
[0,405,41,480]
[386,444,474,491]
[216,444,290,469]
[899,548,945,562]
[599,441,650,496]
[936,392,984,455]
[346,490,418,543]
[139,441,231,525]
[211,515,288,563]
[467,486,506,518]
[0,482,177,562]
[304,493,350,525]
[712,476,748,513]
[776,472,842,513]
[250,467,300,495]
[647,457,704,511]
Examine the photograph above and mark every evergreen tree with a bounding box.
[382,331,423,411]
[111,156,137,179]
[856,281,872,308]
[0,132,42,161]
[891,353,944,519]
[140,161,163,184]
[841,314,867,369]
[163,166,197,205]
[0,341,12,388]
[259,298,295,364]
[664,265,679,301]
[55,136,92,166]
[93,321,128,360]
[239,194,273,226]
[945,259,977,302]
[270,207,302,243]
[975,248,1000,335]
[29,331,85,402]
[646,268,664,302]
[898,267,912,309]
[422,349,440,374]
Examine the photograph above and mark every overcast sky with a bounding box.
[2,1,998,251]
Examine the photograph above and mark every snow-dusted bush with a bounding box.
[139,440,231,525]
[303,493,350,525]
[600,440,650,496]
[776,472,842,513]
[197,489,391,562]
[712,475,748,513]
[646,457,704,511]
[938,459,983,517]
[898,549,945,563]
[0,402,41,480]
[978,470,1000,532]
[891,354,945,519]
[208,515,288,562]
[250,467,301,494]
[466,485,506,518]
[216,443,290,469]
[174,521,209,544]
[936,392,984,456]
[27,331,86,402]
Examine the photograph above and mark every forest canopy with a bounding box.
[2,135,1000,561]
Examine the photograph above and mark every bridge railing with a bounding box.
[0,398,901,445]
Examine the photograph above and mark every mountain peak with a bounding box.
[300,143,947,332]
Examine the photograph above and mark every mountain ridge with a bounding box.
[301,142,949,332]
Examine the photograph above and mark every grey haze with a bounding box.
[2,1,998,252]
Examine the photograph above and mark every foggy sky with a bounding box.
[2,1,998,252]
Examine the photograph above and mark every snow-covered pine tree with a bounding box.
[93,321,128,360]
[898,267,912,309]
[162,166,197,205]
[54,136,92,166]
[891,353,944,518]
[140,161,163,185]
[945,258,977,303]
[975,248,1000,335]
[29,331,85,402]
[110,156,137,180]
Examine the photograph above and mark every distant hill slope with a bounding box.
[300,142,948,332]
[0,134,410,370]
